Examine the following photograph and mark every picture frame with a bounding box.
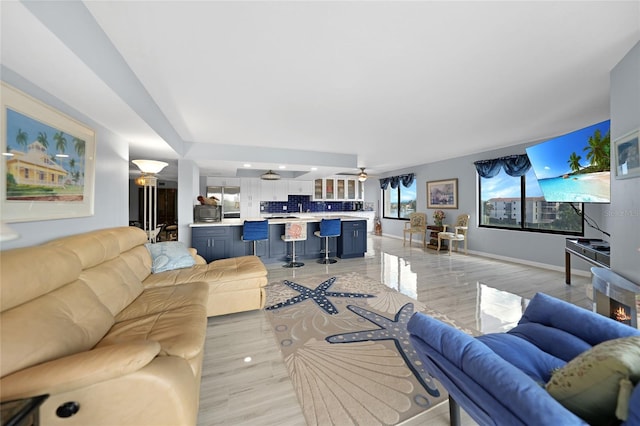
[613,129,640,180]
[1,82,96,222]
[427,178,458,209]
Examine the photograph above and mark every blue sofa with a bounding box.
[407,292,640,425]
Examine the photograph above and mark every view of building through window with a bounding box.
[479,168,583,234]
[383,180,417,219]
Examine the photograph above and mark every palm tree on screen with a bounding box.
[568,152,582,172]
[583,129,610,171]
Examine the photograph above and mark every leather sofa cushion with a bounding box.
[45,227,148,268]
[80,256,144,316]
[46,229,122,269]
[115,282,209,322]
[98,304,207,366]
[0,245,81,312]
[107,226,149,253]
[143,256,267,291]
[1,281,114,377]
[121,245,155,282]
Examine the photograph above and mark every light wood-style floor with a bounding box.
[197,235,592,426]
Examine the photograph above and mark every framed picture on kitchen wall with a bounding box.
[427,178,458,209]
[1,82,96,222]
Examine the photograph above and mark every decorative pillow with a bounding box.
[546,335,640,424]
[145,242,196,274]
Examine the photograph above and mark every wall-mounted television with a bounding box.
[525,120,611,203]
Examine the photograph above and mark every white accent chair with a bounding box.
[437,213,470,255]
[403,212,428,248]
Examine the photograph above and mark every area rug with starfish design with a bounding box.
[263,272,477,426]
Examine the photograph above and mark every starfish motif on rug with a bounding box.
[326,302,441,397]
[265,276,376,315]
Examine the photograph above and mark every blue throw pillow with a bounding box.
[145,242,196,273]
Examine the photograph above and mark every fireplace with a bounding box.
[610,300,633,325]
[591,267,639,328]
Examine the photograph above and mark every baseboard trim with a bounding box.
[376,233,591,278]
[469,250,591,278]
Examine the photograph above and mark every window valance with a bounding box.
[473,154,531,178]
[379,173,415,190]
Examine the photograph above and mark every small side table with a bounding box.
[1,394,48,426]
[426,225,445,250]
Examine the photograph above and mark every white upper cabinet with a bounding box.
[240,178,261,218]
[260,179,288,201]
[288,180,313,196]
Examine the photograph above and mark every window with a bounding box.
[479,168,583,235]
[383,179,417,219]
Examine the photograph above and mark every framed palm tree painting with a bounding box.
[1,82,96,222]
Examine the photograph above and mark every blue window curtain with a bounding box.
[379,173,415,190]
[474,154,530,178]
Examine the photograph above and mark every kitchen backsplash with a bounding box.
[260,195,362,214]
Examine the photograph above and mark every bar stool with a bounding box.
[314,218,341,264]
[242,220,269,256]
[281,221,306,268]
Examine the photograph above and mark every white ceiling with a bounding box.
[1,1,639,181]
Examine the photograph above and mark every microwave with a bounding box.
[194,205,222,223]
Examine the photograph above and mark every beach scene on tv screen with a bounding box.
[526,120,610,203]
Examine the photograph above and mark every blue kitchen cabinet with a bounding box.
[338,220,366,259]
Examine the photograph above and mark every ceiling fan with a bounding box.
[338,167,370,182]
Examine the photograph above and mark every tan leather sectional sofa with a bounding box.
[0,226,268,426]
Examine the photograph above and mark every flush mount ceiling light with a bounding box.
[358,167,368,182]
[132,159,168,174]
[260,170,281,180]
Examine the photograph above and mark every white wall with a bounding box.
[375,129,613,274]
[610,41,640,284]
[177,159,199,248]
[1,68,129,250]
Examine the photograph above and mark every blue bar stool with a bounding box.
[281,221,306,268]
[242,220,269,256]
[314,218,341,264]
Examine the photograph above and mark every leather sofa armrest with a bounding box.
[0,340,161,401]
[188,247,207,265]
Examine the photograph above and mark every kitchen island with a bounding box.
[190,214,368,264]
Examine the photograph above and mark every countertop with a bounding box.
[190,212,372,227]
